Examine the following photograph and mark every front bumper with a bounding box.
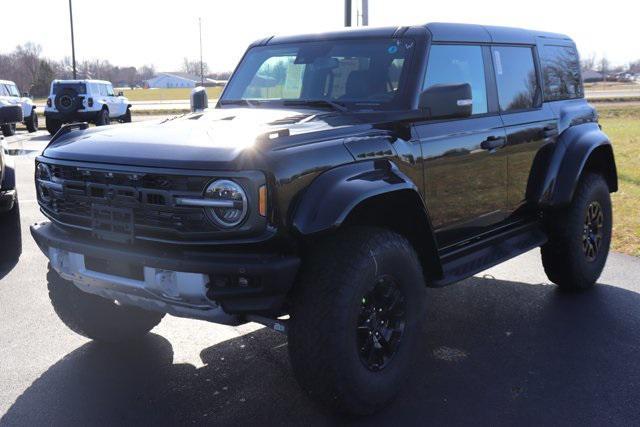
[0,189,16,212]
[31,221,300,320]
[44,110,99,122]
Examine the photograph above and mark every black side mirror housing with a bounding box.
[190,86,208,112]
[419,83,473,120]
[22,92,30,98]
[117,91,124,97]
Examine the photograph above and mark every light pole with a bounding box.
[344,0,352,27]
[68,0,77,79]
[199,17,204,86]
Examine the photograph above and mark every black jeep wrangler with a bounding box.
[31,23,617,414]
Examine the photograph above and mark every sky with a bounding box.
[1,0,638,72]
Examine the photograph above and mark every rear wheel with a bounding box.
[45,117,62,135]
[48,266,165,342]
[121,108,131,123]
[1,123,16,137]
[288,227,426,414]
[95,109,110,126]
[541,173,612,290]
[26,110,38,133]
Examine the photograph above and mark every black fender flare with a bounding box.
[292,160,419,235]
[292,159,443,280]
[534,122,617,207]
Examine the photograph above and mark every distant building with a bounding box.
[144,72,225,89]
[582,69,605,83]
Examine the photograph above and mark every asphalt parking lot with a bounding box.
[1,128,640,426]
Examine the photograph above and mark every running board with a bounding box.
[430,222,547,287]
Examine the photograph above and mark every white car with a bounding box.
[44,79,131,135]
[0,80,37,136]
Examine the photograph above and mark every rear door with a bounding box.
[415,44,508,247]
[490,45,557,218]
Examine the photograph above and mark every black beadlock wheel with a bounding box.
[541,173,612,290]
[47,265,165,342]
[2,123,16,137]
[288,227,427,415]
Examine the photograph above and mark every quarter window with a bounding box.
[424,45,488,115]
[492,46,540,112]
[541,45,583,101]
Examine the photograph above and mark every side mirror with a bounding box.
[22,92,30,98]
[190,86,208,112]
[419,83,472,120]
[117,91,124,97]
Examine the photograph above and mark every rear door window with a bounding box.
[492,46,540,112]
[541,45,583,101]
[423,44,488,115]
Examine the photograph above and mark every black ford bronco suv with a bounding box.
[31,23,617,414]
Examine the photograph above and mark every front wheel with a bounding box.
[26,111,38,133]
[48,266,165,342]
[288,227,427,414]
[541,173,612,290]
[121,108,131,123]
[1,123,16,137]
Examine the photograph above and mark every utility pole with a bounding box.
[68,0,77,79]
[199,18,204,86]
[344,0,352,27]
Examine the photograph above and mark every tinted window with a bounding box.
[541,45,583,101]
[53,83,87,95]
[0,85,9,96]
[424,45,487,115]
[222,39,414,110]
[492,46,540,112]
[7,84,20,97]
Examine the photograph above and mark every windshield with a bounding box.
[221,38,415,110]
[52,83,87,95]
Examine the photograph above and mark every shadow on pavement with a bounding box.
[0,201,22,278]
[3,277,640,425]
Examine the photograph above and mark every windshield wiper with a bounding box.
[219,99,259,108]
[283,99,349,113]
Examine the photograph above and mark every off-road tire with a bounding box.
[47,266,165,342]
[1,124,16,137]
[288,227,427,415]
[26,110,38,133]
[121,108,132,123]
[45,118,62,135]
[95,109,110,126]
[541,173,612,290]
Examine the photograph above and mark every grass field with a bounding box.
[122,87,224,102]
[598,104,640,256]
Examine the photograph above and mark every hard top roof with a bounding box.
[52,79,113,84]
[259,22,572,46]
[0,80,17,85]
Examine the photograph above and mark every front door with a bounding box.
[415,44,508,248]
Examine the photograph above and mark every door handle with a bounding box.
[480,136,506,151]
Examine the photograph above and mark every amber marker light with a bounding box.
[258,185,267,217]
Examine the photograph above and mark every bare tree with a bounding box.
[181,57,209,76]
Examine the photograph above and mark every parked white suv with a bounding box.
[44,79,131,135]
[0,80,37,136]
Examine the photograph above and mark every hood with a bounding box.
[42,107,368,170]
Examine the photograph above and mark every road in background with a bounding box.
[1,129,640,425]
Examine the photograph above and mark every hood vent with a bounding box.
[268,114,312,126]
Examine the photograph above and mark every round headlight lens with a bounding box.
[204,179,248,228]
[37,163,52,181]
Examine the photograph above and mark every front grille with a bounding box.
[39,164,218,242]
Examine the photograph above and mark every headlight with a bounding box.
[36,162,52,200]
[204,179,248,228]
[37,162,52,181]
